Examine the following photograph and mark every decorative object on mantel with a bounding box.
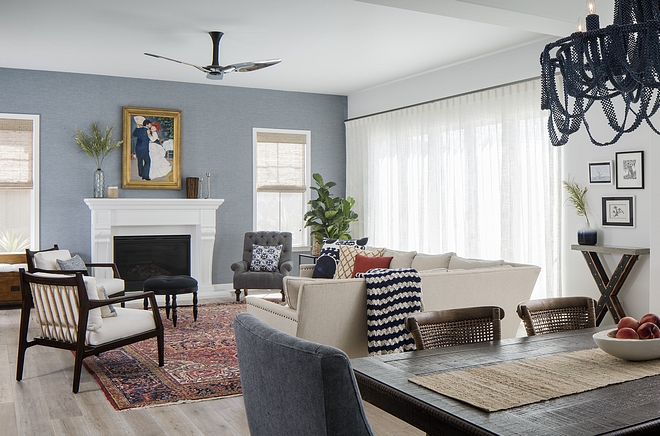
[541,0,660,146]
[206,172,211,198]
[186,177,200,198]
[107,186,118,198]
[304,173,359,256]
[563,178,597,245]
[74,122,122,198]
[121,107,181,190]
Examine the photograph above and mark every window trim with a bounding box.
[0,113,40,250]
[252,128,311,248]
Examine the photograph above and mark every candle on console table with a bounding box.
[107,186,119,198]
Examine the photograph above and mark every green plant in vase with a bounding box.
[563,177,597,245]
[304,173,358,255]
[75,122,123,198]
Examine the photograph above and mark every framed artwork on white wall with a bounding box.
[589,161,612,184]
[615,151,644,189]
[602,196,635,227]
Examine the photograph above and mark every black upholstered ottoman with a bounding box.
[143,275,198,327]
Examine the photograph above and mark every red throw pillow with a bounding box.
[352,254,393,277]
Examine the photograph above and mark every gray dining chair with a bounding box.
[234,312,374,436]
[516,296,596,336]
[230,231,293,302]
[405,306,504,350]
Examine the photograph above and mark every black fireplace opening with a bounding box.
[114,235,191,291]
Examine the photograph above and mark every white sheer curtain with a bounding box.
[345,78,562,298]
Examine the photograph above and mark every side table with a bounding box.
[571,244,650,325]
[298,254,318,264]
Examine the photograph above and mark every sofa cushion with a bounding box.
[33,249,71,270]
[352,254,393,277]
[411,252,455,271]
[312,238,368,279]
[57,254,87,271]
[250,244,283,272]
[448,255,505,270]
[334,246,385,279]
[383,249,417,269]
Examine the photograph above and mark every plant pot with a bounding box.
[311,239,322,256]
[577,225,597,245]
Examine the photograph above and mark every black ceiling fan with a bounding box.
[144,31,281,80]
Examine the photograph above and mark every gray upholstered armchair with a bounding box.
[231,231,293,302]
[234,312,374,436]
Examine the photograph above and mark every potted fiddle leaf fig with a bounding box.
[563,177,597,245]
[75,122,123,198]
[304,173,359,255]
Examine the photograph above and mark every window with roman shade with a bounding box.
[0,114,39,253]
[254,129,311,247]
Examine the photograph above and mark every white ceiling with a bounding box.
[1,0,613,95]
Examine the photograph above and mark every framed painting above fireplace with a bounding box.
[122,106,182,190]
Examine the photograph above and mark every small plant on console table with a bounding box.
[304,173,358,256]
[563,177,597,245]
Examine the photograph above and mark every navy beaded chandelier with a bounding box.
[541,0,660,146]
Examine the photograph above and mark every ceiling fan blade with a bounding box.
[227,59,282,73]
[144,53,209,73]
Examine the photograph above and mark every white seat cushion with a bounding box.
[87,307,157,346]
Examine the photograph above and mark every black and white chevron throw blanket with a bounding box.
[363,268,422,356]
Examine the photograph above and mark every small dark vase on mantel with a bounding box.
[577,223,597,245]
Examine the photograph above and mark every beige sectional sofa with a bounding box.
[246,250,541,358]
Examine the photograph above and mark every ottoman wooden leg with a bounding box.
[193,291,198,322]
[165,294,171,319]
[172,294,178,327]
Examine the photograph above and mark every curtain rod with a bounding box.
[344,75,542,123]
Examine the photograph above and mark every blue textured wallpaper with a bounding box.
[0,67,347,284]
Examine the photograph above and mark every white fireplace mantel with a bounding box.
[84,198,224,292]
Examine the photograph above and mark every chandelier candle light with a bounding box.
[541,0,660,146]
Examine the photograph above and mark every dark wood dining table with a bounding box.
[351,327,660,436]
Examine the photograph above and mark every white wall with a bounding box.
[347,38,655,326]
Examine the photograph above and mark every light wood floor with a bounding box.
[0,290,423,436]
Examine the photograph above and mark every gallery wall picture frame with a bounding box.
[122,106,182,189]
[602,196,635,227]
[589,161,613,184]
[615,150,644,189]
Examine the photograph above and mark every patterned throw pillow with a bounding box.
[333,245,385,279]
[312,237,369,279]
[250,244,283,272]
[97,286,117,318]
[57,254,87,270]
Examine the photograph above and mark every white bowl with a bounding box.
[593,328,660,361]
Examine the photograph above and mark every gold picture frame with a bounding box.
[122,106,181,189]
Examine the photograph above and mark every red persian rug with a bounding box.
[83,302,246,410]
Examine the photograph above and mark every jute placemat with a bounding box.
[409,348,660,412]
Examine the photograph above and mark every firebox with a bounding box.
[114,235,191,291]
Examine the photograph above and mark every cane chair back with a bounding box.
[405,306,504,350]
[516,297,596,336]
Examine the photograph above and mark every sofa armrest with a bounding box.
[299,263,315,277]
[245,296,298,337]
[231,260,249,273]
[280,260,293,275]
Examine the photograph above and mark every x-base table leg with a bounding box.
[580,251,640,326]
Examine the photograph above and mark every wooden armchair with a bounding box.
[16,269,164,393]
[26,245,125,297]
[405,306,505,350]
[516,297,596,336]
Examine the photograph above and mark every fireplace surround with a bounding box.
[84,198,223,292]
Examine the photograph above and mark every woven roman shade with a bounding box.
[255,132,306,193]
[0,118,33,188]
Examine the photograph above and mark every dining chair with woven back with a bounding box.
[404,306,505,350]
[516,296,597,336]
